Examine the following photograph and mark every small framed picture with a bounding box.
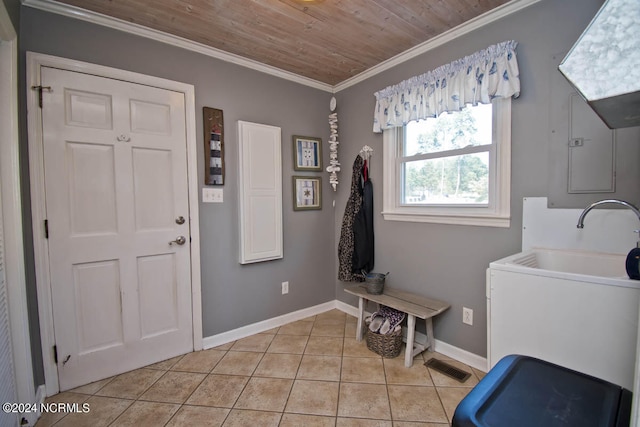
[293,135,322,171]
[293,176,322,211]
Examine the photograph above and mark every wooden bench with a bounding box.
[344,285,450,367]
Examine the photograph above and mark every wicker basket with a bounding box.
[366,327,403,358]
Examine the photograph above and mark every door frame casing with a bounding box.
[3,6,44,425]
[26,52,203,396]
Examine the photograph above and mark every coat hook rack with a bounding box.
[360,145,373,162]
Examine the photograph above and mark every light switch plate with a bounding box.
[203,187,223,203]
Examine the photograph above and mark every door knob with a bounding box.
[175,216,186,225]
[169,236,186,246]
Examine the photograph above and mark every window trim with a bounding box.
[382,98,511,227]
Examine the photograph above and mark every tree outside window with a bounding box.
[401,103,493,206]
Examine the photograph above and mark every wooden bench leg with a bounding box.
[425,317,434,352]
[356,296,365,341]
[405,314,416,367]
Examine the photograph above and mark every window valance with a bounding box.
[373,40,520,133]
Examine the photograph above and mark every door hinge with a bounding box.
[44,219,49,239]
[53,345,58,364]
[31,85,52,108]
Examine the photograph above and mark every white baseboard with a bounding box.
[432,339,488,372]
[334,299,360,318]
[23,384,46,426]
[202,299,487,372]
[336,299,487,371]
[396,326,487,372]
[202,300,338,349]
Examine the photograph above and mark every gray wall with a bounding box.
[1,0,19,33]
[18,0,636,389]
[334,0,618,357]
[19,6,335,360]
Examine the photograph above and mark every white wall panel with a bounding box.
[522,197,638,254]
[238,121,282,264]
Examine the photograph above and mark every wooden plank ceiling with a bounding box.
[53,0,511,85]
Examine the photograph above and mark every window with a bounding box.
[382,98,511,227]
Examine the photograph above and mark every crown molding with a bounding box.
[334,0,543,92]
[23,0,542,93]
[22,0,334,92]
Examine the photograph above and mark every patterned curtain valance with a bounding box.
[373,40,520,133]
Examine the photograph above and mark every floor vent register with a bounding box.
[424,358,471,383]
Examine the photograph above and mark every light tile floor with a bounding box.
[35,310,485,426]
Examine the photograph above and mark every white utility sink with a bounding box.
[506,247,626,277]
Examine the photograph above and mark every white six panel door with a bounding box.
[41,67,193,390]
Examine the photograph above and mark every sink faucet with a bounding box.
[577,199,640,229]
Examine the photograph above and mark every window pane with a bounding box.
[403,103,493,156]
[402,152,489,205]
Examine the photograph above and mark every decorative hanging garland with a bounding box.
[327,96,340,191]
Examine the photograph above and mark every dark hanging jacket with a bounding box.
[338,155,364,281]
[352,159,374,274]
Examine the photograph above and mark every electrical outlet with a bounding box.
[202,187,223,203]
[281,281,289,295]
[463,307,473,325]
